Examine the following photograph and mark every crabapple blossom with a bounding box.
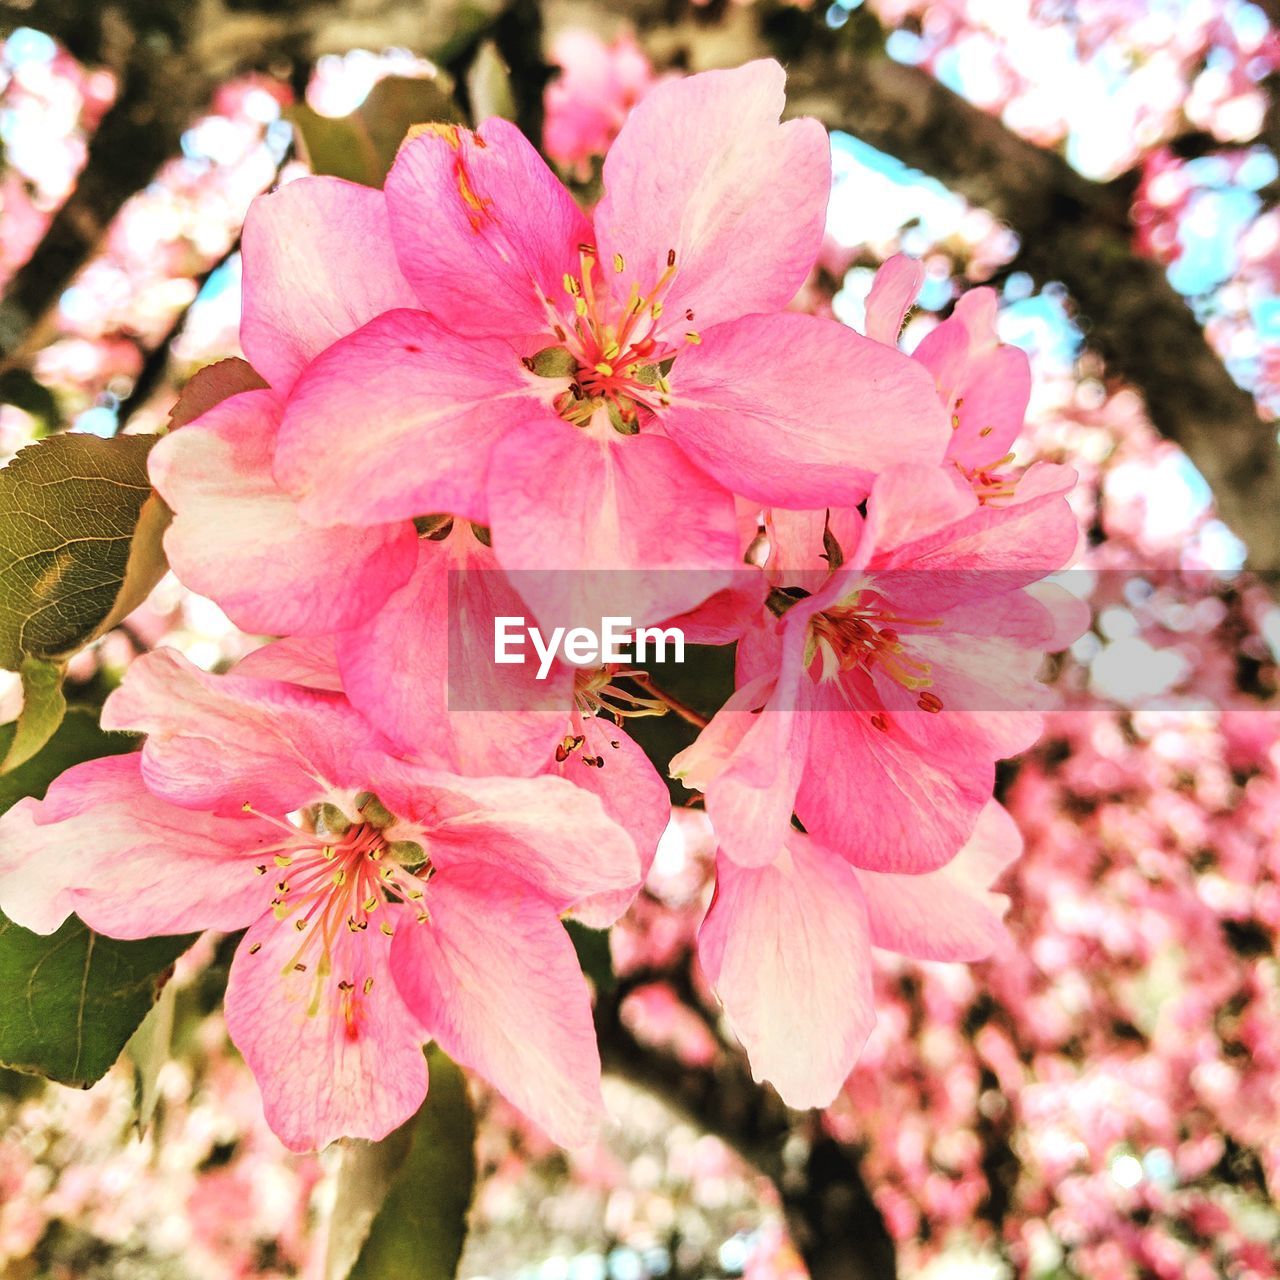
[261,60,949,629]
[673,461,1082,872]
[0,650,640,1151]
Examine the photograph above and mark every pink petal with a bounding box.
[667,313,951,508]
[864,254,923,345]
[385,119,591,337]
[914,288,1030,468]
[102,649,395,816]
[853,800,1021,961]
[796,674,992,873]
[595,61,829,335]
[240,177,419,395]
[392,865,604,1147]
[764,506,864,577]
[225,913,428,1151]
[0,755,269,936]
[488,418,741,634]
[274,309,548,528]
[699,833,874,1109]
[371,764,641,909]
[150,388,417,635]
[235,636,343,691]
[551,717,669,927]
[336,527,572,775]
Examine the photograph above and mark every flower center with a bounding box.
[243,794,431,1036]
[530,244,699,433]
[808,596,945,719]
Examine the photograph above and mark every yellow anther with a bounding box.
[562,273,579,295]
[951,414,961,430]
[613,252,625,273]
[294,919,306,932]
[380,921,395,937]
[979,425,994,437]
[684,331,701,345]
[363,977,375,995]
[575,297,588,317]
[332,868,347,887]
[594,362,614,377]
[650,301,663,319]
[274,854,292,868]
[362,895,379,913]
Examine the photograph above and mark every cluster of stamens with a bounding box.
[242,794,432,1035]
[949,396,1020,503]
[809,596,945,729]
[527,245,697,433]
[550,668,670,765]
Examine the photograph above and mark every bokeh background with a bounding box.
[0,1,1278,1278]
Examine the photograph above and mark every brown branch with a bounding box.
[597,960,898,1280]
[780,39,1280,574]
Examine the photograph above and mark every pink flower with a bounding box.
[263,60,949,630]
[866,255,1075,505]
[0,650,640,1151]
[673,461,1083,872]
[543,30,657,179]
[699,801,1021,1107]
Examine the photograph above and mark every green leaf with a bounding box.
[289,76,464,188]
[331,1048,476,1280]
[0,915,195,1087]
[565,919,616,994]
[0,655,66,772]
[0,706,136,817]
[0,433,168,668]
[0,706,173,1088]
[127,976,176,1133]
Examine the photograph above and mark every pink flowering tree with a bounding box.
[0,3,1277,1279]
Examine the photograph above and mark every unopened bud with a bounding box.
[354,792,395,828]
[315,803,351,835]
[522,345,578,379]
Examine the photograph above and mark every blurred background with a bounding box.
[0,1,1278,1278]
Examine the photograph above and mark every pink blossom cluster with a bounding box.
[866,0,1280,178]
[0,61,1079,1152]
[543,30,658,180]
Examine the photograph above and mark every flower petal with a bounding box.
[225,913,428,1151]
[699,833,874,1109]
[853,799,1020,961]
[385,119,591,337]
[551,717,668,927]
[336,527,572,775]
[488,418,740,633]
[235,636,343,691]
[392,865,604,1147]
[240,177,419,395]
[864,254,923,346]
[667,313,950,508]
[373,764,640,908]
[0,755,271,936]
[102,649,394,815]
[275,309,547,528]
[796,674,992,873]
[595,60,829,334]
[150,388,417,635]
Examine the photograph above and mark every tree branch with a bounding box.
[596,964,898,1280]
